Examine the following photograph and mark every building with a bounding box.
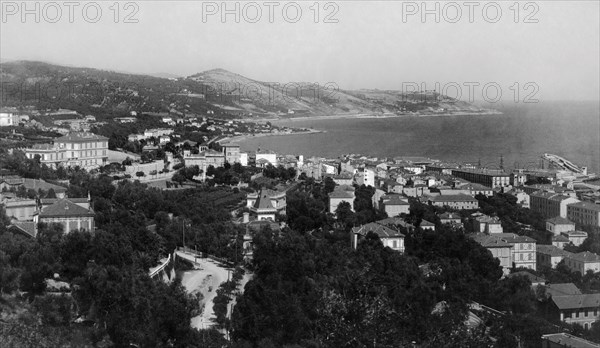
[222,144,241,164]
[541,333,600,348]
[376,217,415,232]
[552,234,571,249]
[439,212,462,225]
[204,149,225,168]
[471,233,513,274]
[329,185,356,214]
[546,217,576,235]
[380,195,410,217]
[33,198,95,234]
[472,214,503,234]
[506,271,546,287]
[550,293,600,329]
[567,201,600,227]
[457,183,494,196]
[564,251,600,275]
[530,191,580,219]
[247,188,286,220]
[428,194,479,210]
[505,188,530,208]
[351,222,405,252]
[24,132,109,170]
[256,150,277,166]
[0,111,19,126]
[1,198,37,221]
[536,244,572,269]
[331,172,354,186]
[497,233,536,270]
[420,220,436,231]
[561,230,588,247]
[451,168,510,188]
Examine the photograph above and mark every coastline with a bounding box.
[220,129,324,144]
[242,110,503,123]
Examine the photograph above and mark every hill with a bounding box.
[0,61,495,119]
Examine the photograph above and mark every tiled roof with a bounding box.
[329,186,355,199]
[552,234,571,243]
[8,221,37,238]
[352,222,404,238]
[420,220,435,226]
[471,233,513,248]
[38,199,94,218]
[56,132,108,142]
[376,217,414,229]
[569,251,600,263]
[563,230,589,237]
[496,233,536,243]
[430,194,478,202]
[545,283,582,297]
[439,212,461,220]
[383,198,409,206]
[546,216,575,225]
[541,333,600,348]
[536,244,572,257]
[569,201,600,212]
[552,293,600,310]
[253,190,276,211]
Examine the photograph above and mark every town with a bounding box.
[1,104,600,347]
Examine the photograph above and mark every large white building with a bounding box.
[25,132,109,170]
[530,191,580,219]
[567,202,600,227]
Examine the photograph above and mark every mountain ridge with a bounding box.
[0,60,496,119]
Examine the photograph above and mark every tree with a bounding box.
[136,171,145,178]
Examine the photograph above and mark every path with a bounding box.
[177,251,230,330]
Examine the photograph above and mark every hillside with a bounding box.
[0,61,495,119]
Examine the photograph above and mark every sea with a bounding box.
[235,101,600,174]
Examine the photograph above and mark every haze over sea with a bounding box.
[235,101,600,174]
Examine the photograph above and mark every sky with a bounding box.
[1,0,599,101]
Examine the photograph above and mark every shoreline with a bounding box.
[220,129,325,144]
[241,110,502,123]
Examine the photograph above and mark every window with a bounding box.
[585,310,589,317]
[576,311,579,318]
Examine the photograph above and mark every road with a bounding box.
[177,251,230,330]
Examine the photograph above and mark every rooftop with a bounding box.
[56,132,108,142]
[420,220,435,226]
[429,194,478,202]
[8,221,37,238]
[552,234,571,243]
[569,201,600,212]
[496,233,536,244]
[541,333,600,348]
[38,199,94,218]
[545,283,582,297]
[329,186,355,199]
[552,293,600,310]
[471,233,513,248]
[452,168,510,176]
[536,244,572,257]
[376,217,414,229]
[569,251,600,263]
[439,212,461,220]
[546,216,575,225]
[352,222,405,239]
